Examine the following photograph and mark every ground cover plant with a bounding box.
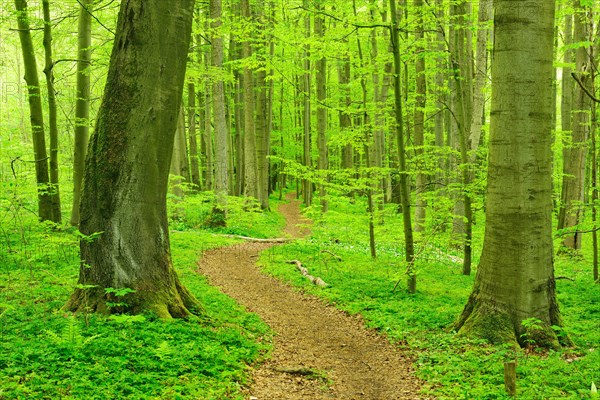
[259,192,600,399]
[0,192,284,399]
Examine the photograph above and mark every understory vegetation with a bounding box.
[258,192,600,399]
[1,185,598,398]
[0,188,280,398]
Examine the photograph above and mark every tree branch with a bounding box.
[571,72,600,103]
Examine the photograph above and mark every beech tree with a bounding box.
[70,0,93,226]
[14,0,57,223]
[455,0,564,347]
[67,0,201,317]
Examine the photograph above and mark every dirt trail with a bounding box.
[197,194,424,399]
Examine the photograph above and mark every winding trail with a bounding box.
[197,194,424,399]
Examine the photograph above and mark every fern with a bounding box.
[44,316,99,348]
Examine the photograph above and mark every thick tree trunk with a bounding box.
[66,0,201,318]
[42,0,62,223]
[456,0,564,347]
[70,0,92,226]
[14,0,54,222]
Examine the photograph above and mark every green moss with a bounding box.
[457,306,518,346]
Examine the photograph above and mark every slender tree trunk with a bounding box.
[188,82,201,189]
[170,106,188,199]
[211,0,229,215]
[315,2,328,213]
[389,0,415,292]
[70,0,93,226]
[42,0,62,223]
[468,0,492,157]
[241,0,258,199]
[456,0,564,347]
[558,12,574,229]
[14,0,54,222]
[559,1,591,250]
[67,0,201,318]
[413,0,426,232]
[302,4,312,207]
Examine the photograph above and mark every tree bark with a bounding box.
[70,0,93,226]
[241,0,258,200]
[14,0,55,222]
[188,82,201,189]
[42,0,62,223]
[389,0,415,292]
[211,0,229,214]
[558,1,591,250]
[315,2,328,213]
[456,0,564,347]
[302,2,312,207]
[67,0,201,318]
[413,0,426,232]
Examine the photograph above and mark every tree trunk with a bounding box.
[389,0,415,292]
[188,82,201,189]
[14,0,54,222]
[241,0,258,199]
[558,1,591,250]
[315,3,328,213]
[456,0,564,347]
[302,3,312,207]
[558,12,573,230]
[211,0,229,215]
[468,0,492,157]
[70,0,93,226]
[170,105,189,199]
[413,0,426,232]
[66,0,201,318]
[42,0,62,223]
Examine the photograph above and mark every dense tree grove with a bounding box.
[0,0,599,397]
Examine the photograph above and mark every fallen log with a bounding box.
[212,234,292,243]
[287,260,329,288]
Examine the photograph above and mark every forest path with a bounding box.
[197,193,424,399]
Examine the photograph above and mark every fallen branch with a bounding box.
[287,260,329,288]
[320,249,342,261]
[212,233,292,243]
[555,276,575,282]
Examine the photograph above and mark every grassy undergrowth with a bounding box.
[260,193,600,399]
[0,192,285,399]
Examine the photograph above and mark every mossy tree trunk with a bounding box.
[455,0,564,347]
[67,0,201,318]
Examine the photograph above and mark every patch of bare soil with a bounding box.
[197,194,425,399]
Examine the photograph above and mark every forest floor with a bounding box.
[197,193,425,399]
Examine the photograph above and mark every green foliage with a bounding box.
[0,222,271,398]
[259,195,600,399]
[167,191,285,238]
